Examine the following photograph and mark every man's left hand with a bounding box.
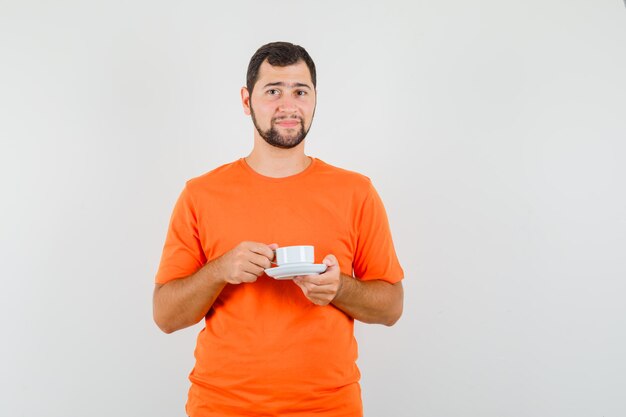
[293,254,343,306]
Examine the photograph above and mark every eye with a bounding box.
[267,89,280,96]
[296,90,307,96]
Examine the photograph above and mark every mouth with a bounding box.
[274,118,301,128]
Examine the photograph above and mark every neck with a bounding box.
[245,134,311,178]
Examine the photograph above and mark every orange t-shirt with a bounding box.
[156,158,404,417]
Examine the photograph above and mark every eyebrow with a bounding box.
[262,82,312,90]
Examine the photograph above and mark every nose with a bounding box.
[277,94,297,113]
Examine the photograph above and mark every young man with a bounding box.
[154,41,404,417]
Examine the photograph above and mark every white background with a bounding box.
[1,1,625,416]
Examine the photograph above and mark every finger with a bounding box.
[306,282,337,294]
[231,271,259,284]
[292,279,309,297]
[249,252,272,269]
[306,293,332,306]
[243,262,265,277]
[323,254,338,267]
[267,243,279,262]
[297,278,336,293]
[296,275,321,286]
[297,273,332,286]
[294,278,326,292]
[292,281,334,305]
[249,243,275,260]
[241,271,259,282]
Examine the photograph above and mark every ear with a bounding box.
[241,86,251,116]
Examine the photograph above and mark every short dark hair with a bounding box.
[246,41,317,94]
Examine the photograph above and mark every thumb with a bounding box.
[268,243,279,250]
[323,254,338,267]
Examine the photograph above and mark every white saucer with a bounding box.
[265,263,327,280]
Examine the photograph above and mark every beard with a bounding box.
[250,106,312,149]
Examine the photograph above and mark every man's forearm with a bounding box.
[153,241,277,333]
[331,274,404,326]
[153,262,226,334]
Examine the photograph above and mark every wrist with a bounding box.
[334,273,351,301]
[202,258,228,286]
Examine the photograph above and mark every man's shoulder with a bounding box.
[313,158,373,191]
[185,159,243,190]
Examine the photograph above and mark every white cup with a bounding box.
[275,245,314,266]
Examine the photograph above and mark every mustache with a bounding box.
[272,115,303,123]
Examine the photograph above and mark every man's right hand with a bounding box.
[212,241,278,284]
[153,241,278,333]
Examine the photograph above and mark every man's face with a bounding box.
[243,60,316,149]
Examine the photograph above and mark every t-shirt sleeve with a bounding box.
[352,180,404,283]
[155,183,207,284]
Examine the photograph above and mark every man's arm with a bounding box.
[153,241,277,334]
[333,274,403,326]
[153,262,226,334]
[293,255,404,326]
